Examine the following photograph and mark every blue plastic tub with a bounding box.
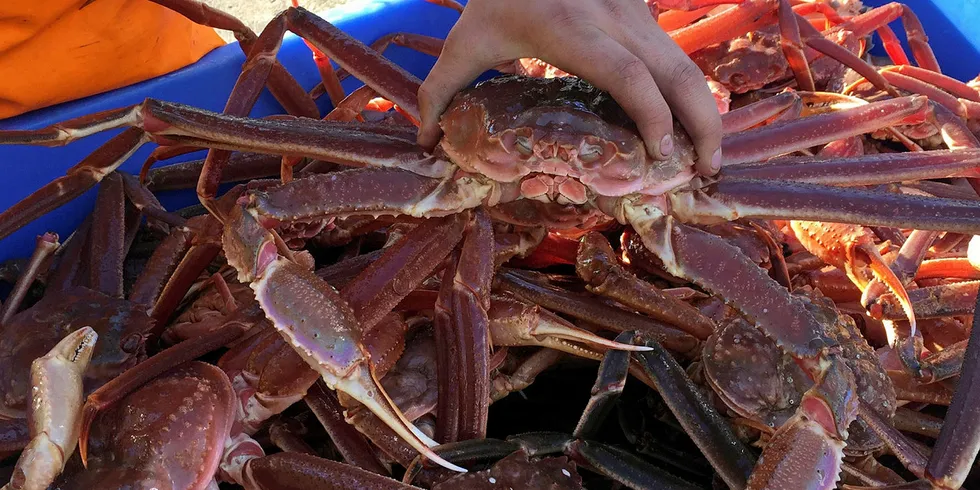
[0,0,977,264]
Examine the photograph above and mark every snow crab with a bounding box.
[1,1,980,489]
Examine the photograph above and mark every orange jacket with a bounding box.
[0,0,225,119]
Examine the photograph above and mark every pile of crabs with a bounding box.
[0,0,979,488]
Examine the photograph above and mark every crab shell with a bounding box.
[437,75,699,205]
[0,288,151,419]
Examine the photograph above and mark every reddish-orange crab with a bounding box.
[2,2,980,488]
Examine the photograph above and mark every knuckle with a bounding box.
[600,0,629,20]
[663,60,705,87]
[614,57,649,89]
[546,1,586,29]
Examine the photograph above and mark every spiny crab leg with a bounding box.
[789,221,918,363]
[236,7,422,122]
[875,280,979,321]
[0,101,451,241]
[859,291,980,490]
[222,204,465,473]
[721,95,929,165]
[575,231,716,340]
[881,65,980,103]
[720,91,802,133]
[718,149,980,185]
[669,179,980,236]
[432,210,493,443]
[2,326,98,490]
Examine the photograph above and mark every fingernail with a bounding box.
[711,148,722,172]
[659,134,673,158]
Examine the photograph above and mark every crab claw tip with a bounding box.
[335,364,467,473]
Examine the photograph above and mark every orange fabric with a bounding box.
[0,0,226,119]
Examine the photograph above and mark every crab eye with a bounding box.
[579,144,602,163]
[515,136,533,156]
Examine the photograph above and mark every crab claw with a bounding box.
[250,255,466,473]
[488,294,654,356]
[747,359,857,489]
[789,221,917,346]
[4,326,98,490]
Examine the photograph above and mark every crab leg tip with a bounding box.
[336,365,466,472]
[532,320,655,353]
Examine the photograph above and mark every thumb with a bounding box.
[417,49,495,150]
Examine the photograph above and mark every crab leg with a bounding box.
[232,7,422,121]
[127,214,224,325]
[632,336,757,489]
[572,331,632,440]
[789,221,919,373]
[793,15,901,97]
[0,101,458,241]
[333,33,444,83]
[148,0,319,119]
[916,258,980,280]
[721,91,802,133]
[0,233,58,324]
[487,294,654,357]
[496,270,700,356]
[672,179,980,235]
[669,0,779,54]
[882,65,980,103]
[222,204,464,473]
[876,281,979,320]
[0,127,148,242]
[243,452,421,490]
[575,231,716,340]
[721,96,929,165]
[144,153,284,192]
[342,213,469,331]
[878,70,980,120]
[2,326,97,490]
[303,382,388,475]
[433,210,494,443]
[491,348,563,402]
[718,149,980,185]
[830,2,940,73]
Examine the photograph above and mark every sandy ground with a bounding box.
[201,0,351,42]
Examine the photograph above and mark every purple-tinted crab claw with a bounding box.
[2,326,98,490]
[222,203,466,473]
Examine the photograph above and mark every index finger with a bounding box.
[615,22,724,176]
[540,28,677,160]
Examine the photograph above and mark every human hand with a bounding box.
[417,0,723,176]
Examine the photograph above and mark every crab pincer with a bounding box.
[222,201,466,473]
[3,327,98,490]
